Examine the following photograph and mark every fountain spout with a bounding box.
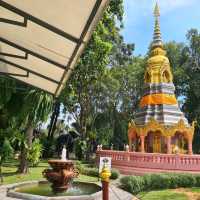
[61,145,67,161]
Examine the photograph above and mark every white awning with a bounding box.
[0,0,109,96]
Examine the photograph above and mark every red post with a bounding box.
[102,181,109,200]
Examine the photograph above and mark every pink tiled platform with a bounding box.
[96,150,200,175]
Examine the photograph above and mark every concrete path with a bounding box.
[0,186,18,200]
[0,182,137,200]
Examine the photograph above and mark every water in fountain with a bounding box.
[61,145,67,161]
[16,182,101,197]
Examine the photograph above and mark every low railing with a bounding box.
[96,150,200,171]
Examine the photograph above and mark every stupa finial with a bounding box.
[154,2,160,17]
[152,2,163,49]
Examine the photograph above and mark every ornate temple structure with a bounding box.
[97,3,200,175]
[128,3,195,155]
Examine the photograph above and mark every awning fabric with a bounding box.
[0,0,109,96]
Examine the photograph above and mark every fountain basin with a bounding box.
[7,181,102,200]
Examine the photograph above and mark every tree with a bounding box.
[60,0,125,140]
[163,31,200,153]
[90,57,145,149]
[180,29,200,153]
[164,41,189,97]
[0,138,13,183]
[17,90,53,173]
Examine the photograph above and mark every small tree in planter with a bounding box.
[0,138,13,183]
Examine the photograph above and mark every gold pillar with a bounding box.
[188,137,193,155]
[129,139,132,152]
[140,135,145,153]
[167,136,171,154]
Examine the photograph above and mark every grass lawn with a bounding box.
[1,159,99,185]
[189,187,200,193]
[138,190,188,200]
[137,188,200,200]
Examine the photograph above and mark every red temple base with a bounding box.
[96,150,200,175]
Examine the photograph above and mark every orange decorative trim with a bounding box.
[140,93,177,108]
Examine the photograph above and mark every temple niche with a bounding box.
[128,3,195,155]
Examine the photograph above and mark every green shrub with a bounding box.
[166,173,180,188]
[74,161,85,174]
[120,173,200,194]
[176,174,196,187]
[0,138,13,182]
[28,139,42,167]
[84,168,99,177]
[74,139,87,160]
[120,176,145,194]
[143,174,153,189]
[110,169,120,180]
[195,175,200,187]
[74,160,82,166]
[152,174,172,189]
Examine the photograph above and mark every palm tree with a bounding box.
[18,89,53,173]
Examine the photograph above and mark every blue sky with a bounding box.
[122,0,200,56]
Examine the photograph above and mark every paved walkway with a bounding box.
[0,186,18,200]
[0,182,137,200]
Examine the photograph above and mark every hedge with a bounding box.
[120,173,200,194]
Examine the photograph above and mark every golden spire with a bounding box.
[145,2,173,84]
[154,2,160,17]
[152,2,163,49]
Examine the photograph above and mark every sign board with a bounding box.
[99,157,111,173]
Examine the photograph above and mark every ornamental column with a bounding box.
[140,135,145,153]
[188,137,193,155]
[166,136,171,154]
[129,139,132,152]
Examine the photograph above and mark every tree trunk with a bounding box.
[17,122,33,174]
[48,102,60,140]
[47,110,56,140]
[17,146,28,174]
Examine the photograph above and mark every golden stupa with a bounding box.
[128,3,195,155]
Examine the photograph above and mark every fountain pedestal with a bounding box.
[42,160,79,193]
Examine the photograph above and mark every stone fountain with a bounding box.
[6,146,103,199]
[42,146,79,193]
